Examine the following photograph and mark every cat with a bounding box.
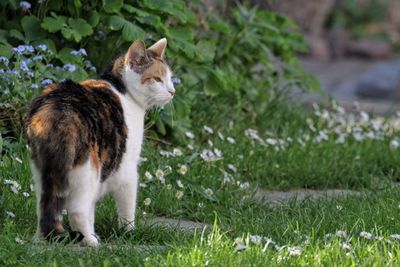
[24,38,175,246]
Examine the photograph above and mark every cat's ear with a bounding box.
[125,40,148,67]
[148,38,167,58]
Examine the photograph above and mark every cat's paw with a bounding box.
[80,235,99,247]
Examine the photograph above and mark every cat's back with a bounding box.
[24,79,127,180]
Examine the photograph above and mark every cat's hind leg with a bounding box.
[66,159,100,247]
[111,168,138,231]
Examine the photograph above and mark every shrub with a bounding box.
[0,0,318,141]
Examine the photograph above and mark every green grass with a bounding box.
[2,103,400,266]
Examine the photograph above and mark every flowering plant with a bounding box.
[0,44,96,134]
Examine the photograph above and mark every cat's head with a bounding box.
[110,38,175,109]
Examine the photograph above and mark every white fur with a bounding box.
[123,66,174,109]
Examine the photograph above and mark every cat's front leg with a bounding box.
[112,171,139,231]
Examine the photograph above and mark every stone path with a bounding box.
[253,188,361,206]
[146,217,211,232]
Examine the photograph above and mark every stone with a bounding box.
[346,40,392,59]
[146,217,211,232]
[355,60,400,99]
[254,188,361,206]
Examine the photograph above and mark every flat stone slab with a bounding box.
[254,188,361,206]
[147,217,211,232]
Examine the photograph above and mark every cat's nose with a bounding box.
[168,87,175,96]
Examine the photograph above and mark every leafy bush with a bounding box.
[0,0,317,141]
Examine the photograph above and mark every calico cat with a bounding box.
[24,38,175,246]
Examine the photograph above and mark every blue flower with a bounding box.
[40,79,53,87]
[20,61,29,72]
[20,1,31,11]
[12,45,34,55]
[31,83,39,89]
[71,48,87,57]
[63,64,76,72]
[172,76,181,85]
[32,55,43,61]
[37,44,47,52]
[0,57,9,66]
[3,89,10,95]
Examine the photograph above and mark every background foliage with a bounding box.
[0,0,318,141]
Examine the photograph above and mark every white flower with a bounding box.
[178,165,188,175]
[187,144,194,150]
[22,192,29,197]
[4,179,21,190]
[336,205,343,211]
[390,140,400,150]
[155,169,164,178]
[177,180,184,188]
[213,148,222,158]
[227,164,237,173]
[288,246,302,256]
[249,235,263,245]
[218,131,224,140]
[360,231,372,239]
[166,184,172,190]
[15,237,24,245]
[239,182,250,190]
[266,138,277,145]
[160,150,174,157]
[139,183,147,188]
[341,242,351,251]
[6,211,15,218]
[143,198,151,206]
[62,209,68,215]
[173,148,183,157]
[30,184,34,192]
[208,140,213,147]
[15,157,23,164]
[145,171,153,181]
[235,244,247,251]
[185,131,195,139]
[227,137,236,144]
[360,111,369,122]
[390,234,400,240]
[223,172,231,184]
[11,186,19,194]
[335,230,347,238]
[200,149,221,162]
[158,176,165,184]
[175,190,184,199]
[204,188,214,196]
[203,125,214,134]
[198,202,204,208]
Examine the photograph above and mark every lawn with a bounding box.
[2,102,400,266]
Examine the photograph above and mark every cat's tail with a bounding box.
[37,137,80,242]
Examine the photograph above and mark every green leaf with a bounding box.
[61,28,73,40]
[196,40,216,62]
[102,0,123,14]
[105,15,125,31]
[68,18,93,38]
[88,11,100,27]
[21,16,47,41]
[0,30,8,44]
[73,0,82,9]
[169,26,194,41]
[9,29,25,41]
[58,47,78,64]
[41,16,67,33]
[204,68,228,96]
[0,43,13,58]
[122,21,146,41]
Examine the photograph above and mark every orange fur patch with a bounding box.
[42,84,57,94]
[90,143,100,173]
[28,108,52,137]
[141,60,167,84]
[80,79,110,90]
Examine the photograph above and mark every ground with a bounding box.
[2,100,400,266]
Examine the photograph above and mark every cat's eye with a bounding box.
[154,77,163,83]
